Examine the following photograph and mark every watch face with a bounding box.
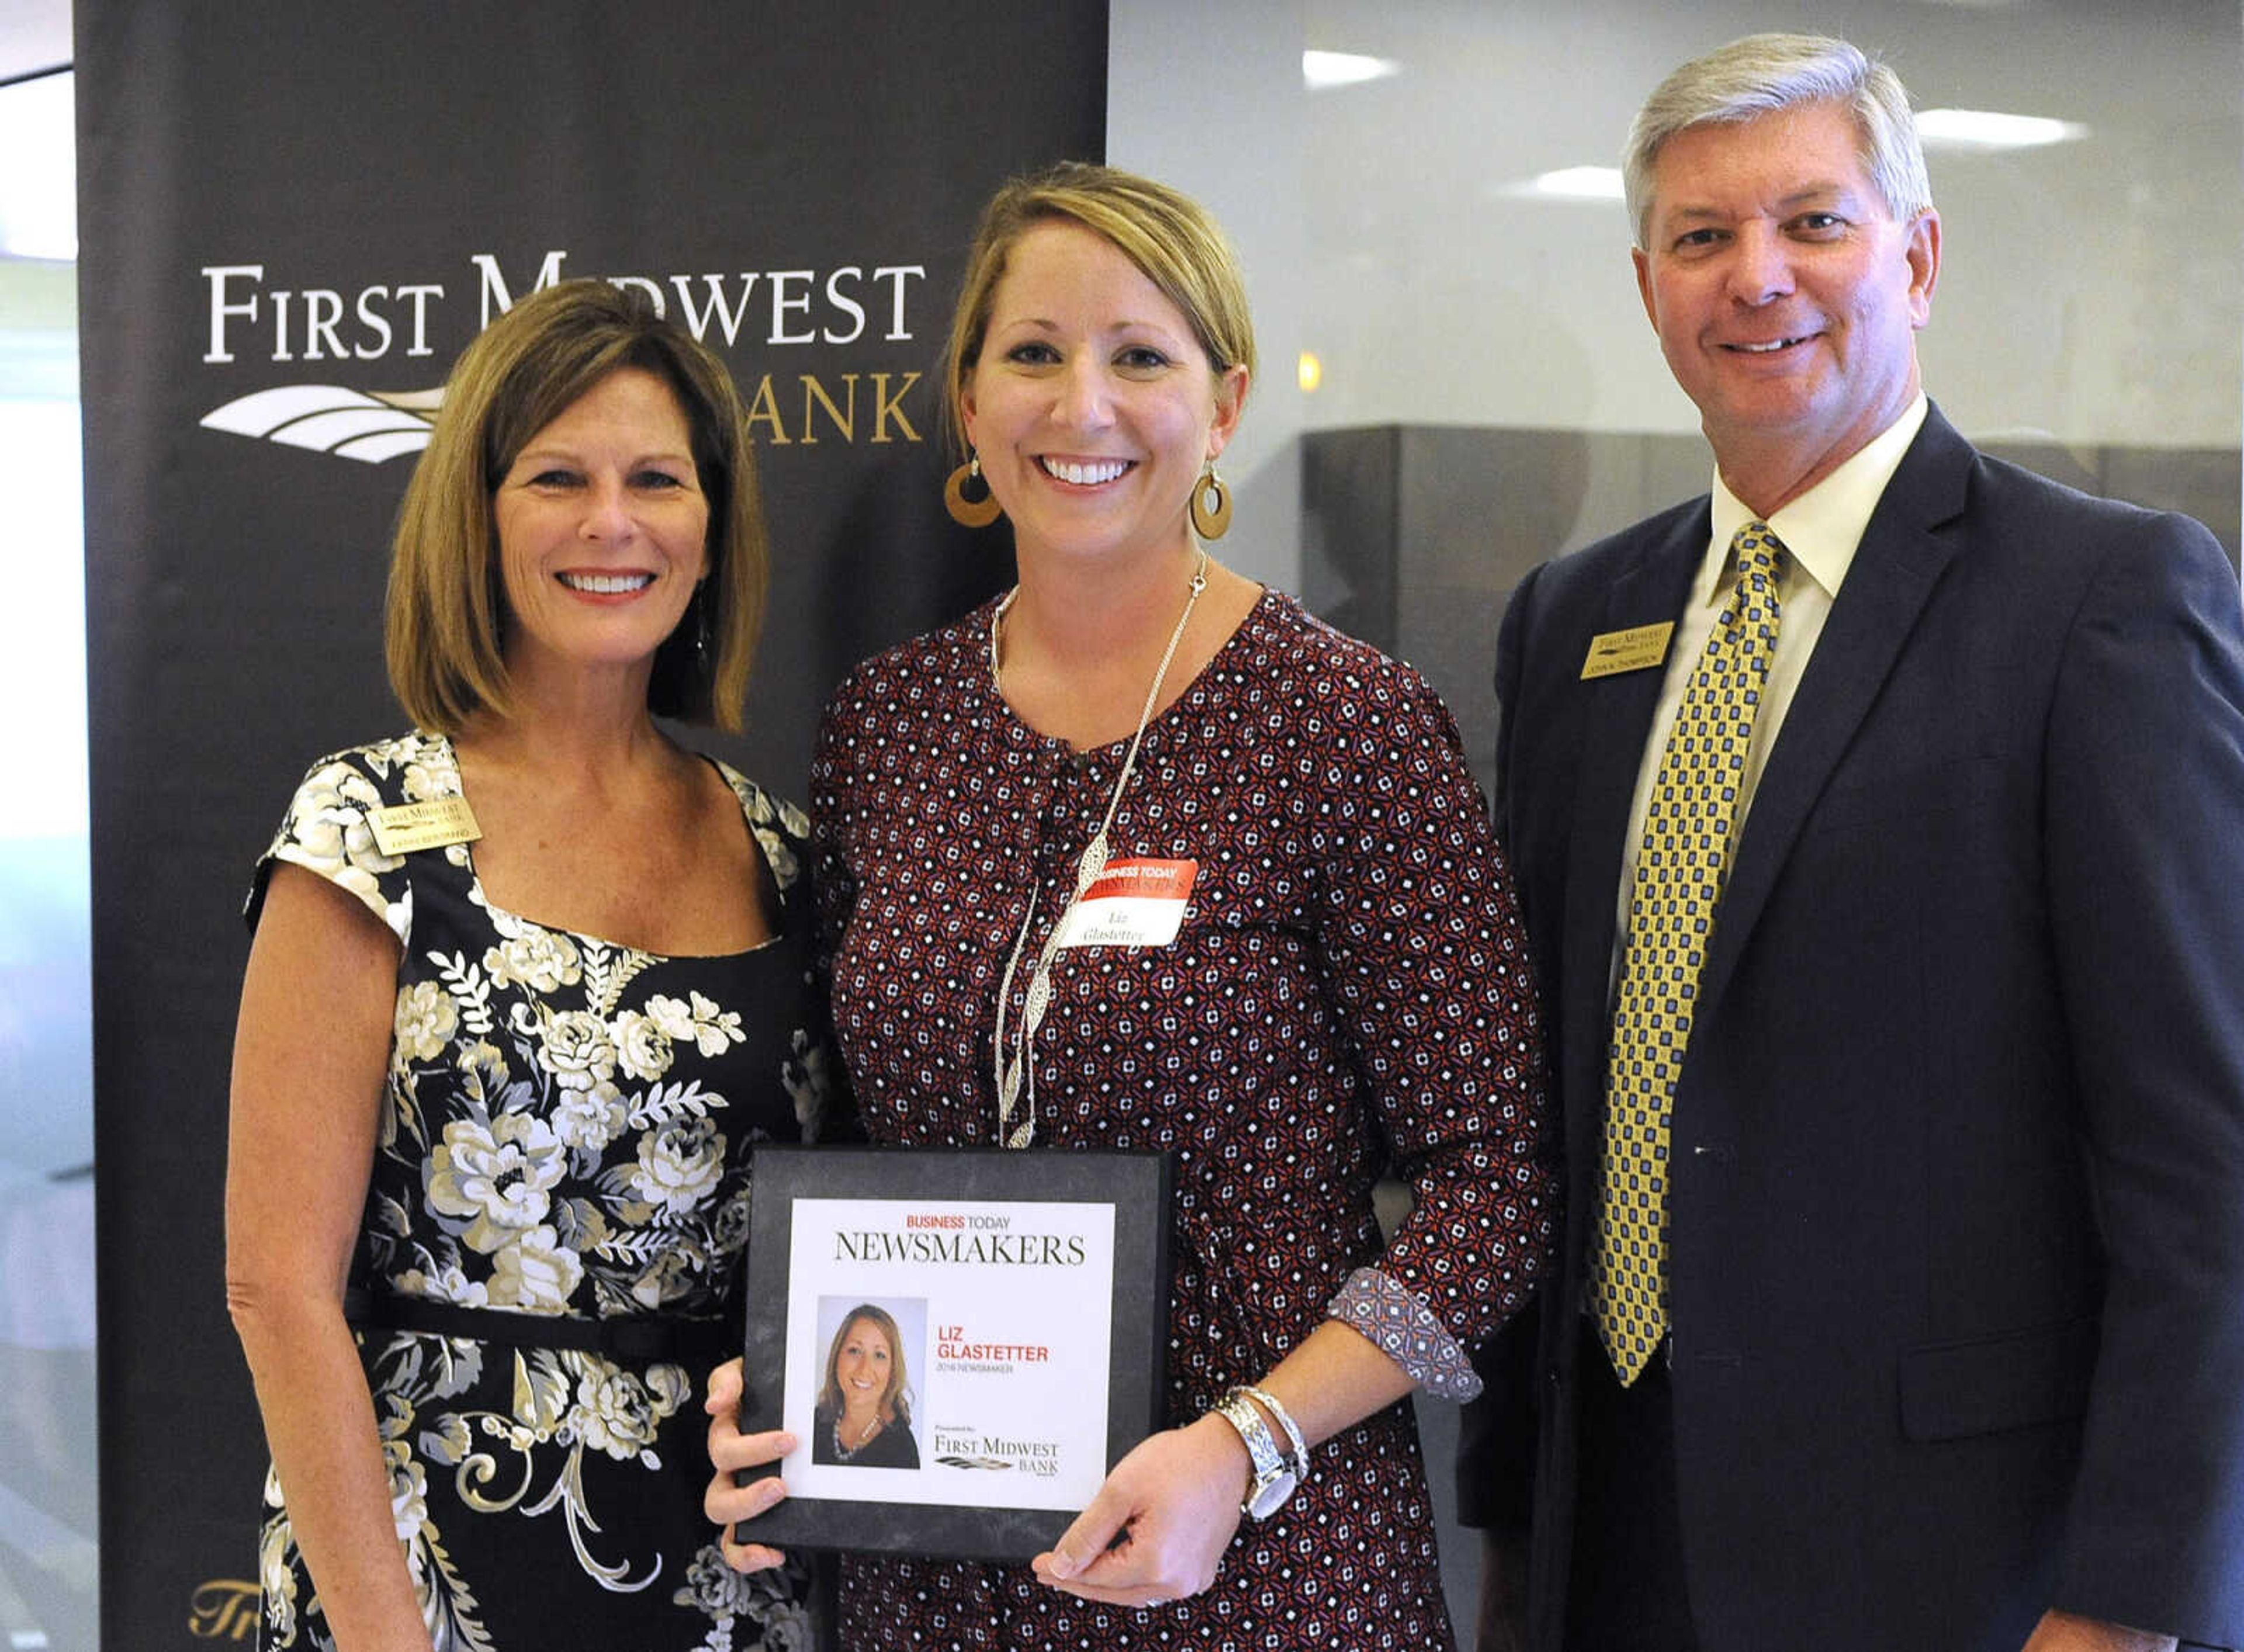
[1245,1469,1298,1522]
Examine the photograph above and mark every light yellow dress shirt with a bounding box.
[1612,396,1930,949]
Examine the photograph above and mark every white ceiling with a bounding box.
[0,1,68,85]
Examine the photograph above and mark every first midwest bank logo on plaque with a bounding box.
[194,252,936,462]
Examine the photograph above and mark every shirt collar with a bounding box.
[1694,394,1930,609]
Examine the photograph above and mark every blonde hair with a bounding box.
[385,279,767,732]
[940,161,1255,457]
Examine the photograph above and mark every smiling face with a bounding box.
[961,219,1245,570]
[834,1315,896,1415]
[492,366,709,685]
[1633,99,1940,511]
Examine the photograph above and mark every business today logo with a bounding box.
[195,250,935,463]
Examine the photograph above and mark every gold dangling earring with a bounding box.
[1189,465,1232,541]
[944,451,1002,528]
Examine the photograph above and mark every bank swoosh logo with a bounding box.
[933,1454,1014,1471]
[199,385,444,462]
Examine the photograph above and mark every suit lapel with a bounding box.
[1559,514,1705,1149]
[1692,409,1975,1021]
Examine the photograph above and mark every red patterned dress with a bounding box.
[812,590,1554,1650]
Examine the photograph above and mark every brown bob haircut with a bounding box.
[386,278,767,733]
[940,161,1256,458]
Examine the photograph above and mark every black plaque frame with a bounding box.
[736,1146,1172,1560]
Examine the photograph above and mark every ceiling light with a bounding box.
[1498,166,1626,202]
[1916,108,2087,150]
[1303,51,1400,91]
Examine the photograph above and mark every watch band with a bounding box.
[1237,1383,1310,1481]
[1213,1388,1297,1521]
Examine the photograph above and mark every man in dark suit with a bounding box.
[1461,33,2244,1652]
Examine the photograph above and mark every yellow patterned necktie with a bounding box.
[1592,520,1787,1384]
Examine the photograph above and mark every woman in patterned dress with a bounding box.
[227,280,829,1651]
[704,165,1556,1650]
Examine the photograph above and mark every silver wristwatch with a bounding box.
[1213,1390,1299,1520]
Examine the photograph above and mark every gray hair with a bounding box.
[1623,33,1932,249]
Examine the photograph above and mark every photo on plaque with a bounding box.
[735,1147,1171,1561]
[809,1297,924,1470]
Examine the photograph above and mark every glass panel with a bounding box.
[1300,1,2242,450]
[0,63,97,1652]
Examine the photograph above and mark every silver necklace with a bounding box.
[832,1412,883,1460]
[991,549,1210,1149]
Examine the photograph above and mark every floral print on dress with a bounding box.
[250,732,829,1651]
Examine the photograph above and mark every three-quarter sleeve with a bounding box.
[1305,650,1558,1389]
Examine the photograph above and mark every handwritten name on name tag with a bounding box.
[1580,621,1675,680]
[1055,858,1198,950]
[369,796,482,856]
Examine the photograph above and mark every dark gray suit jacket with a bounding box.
[1462,406,2244,1651]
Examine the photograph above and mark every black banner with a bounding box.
[75,5,1104,1642]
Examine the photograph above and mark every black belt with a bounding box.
[344,1287,735,1366]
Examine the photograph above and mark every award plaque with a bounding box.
[734,1145,1172,1560]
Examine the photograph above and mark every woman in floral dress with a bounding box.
[228,281,829,1651]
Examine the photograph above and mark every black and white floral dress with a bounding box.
[246,730,830,1652]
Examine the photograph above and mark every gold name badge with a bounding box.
[1580,621,1675,681]
[369,796,482,856]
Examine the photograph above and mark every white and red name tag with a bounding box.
[1055,857,1199,949]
